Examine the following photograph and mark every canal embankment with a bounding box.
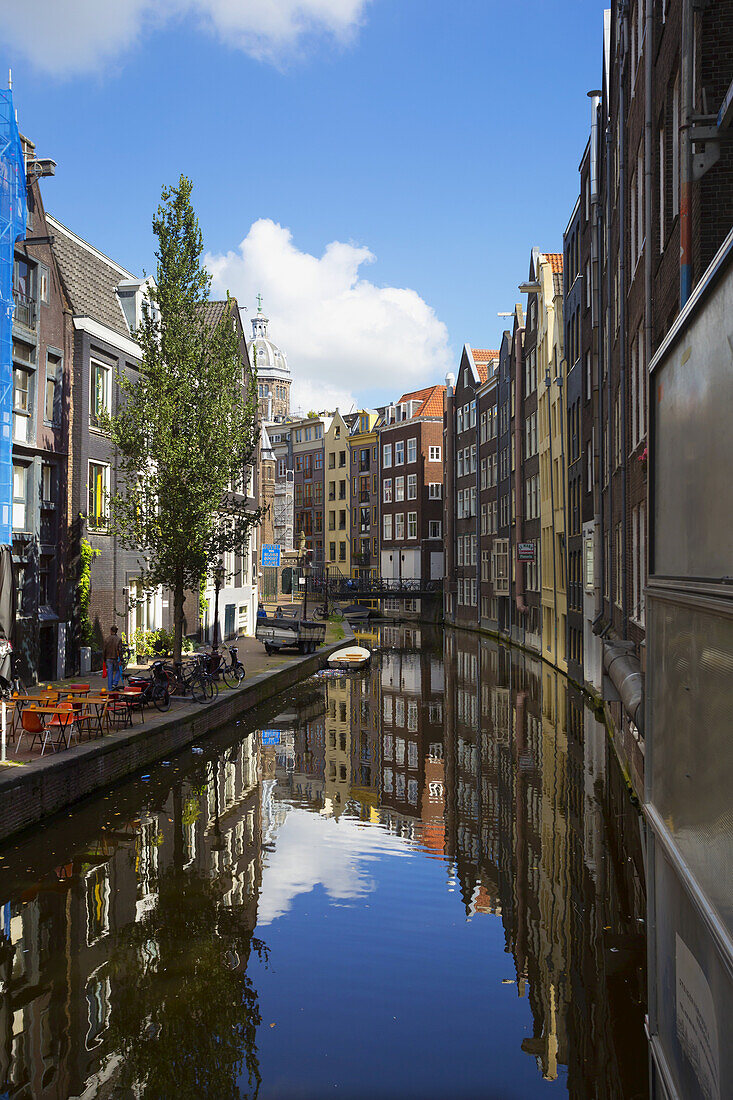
[0,624,352,844]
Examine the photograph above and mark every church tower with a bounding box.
[247,295,291,422]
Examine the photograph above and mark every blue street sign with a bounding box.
[262,544,281,568]
[262,729,281,746]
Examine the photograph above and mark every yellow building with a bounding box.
[323,675,352,819]
[324,411,352,576]
[348,410,380,581]
[536,252,567,673]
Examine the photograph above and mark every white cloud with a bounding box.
[257,805,411,924]
[206,219,452,413]
[3,0,370,77]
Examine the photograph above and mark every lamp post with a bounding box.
[298,533,312,620]
[212,561,225,649]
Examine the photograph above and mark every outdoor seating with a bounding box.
[45,700,77,750]
[75,699,110,740]
[17,708,52,755]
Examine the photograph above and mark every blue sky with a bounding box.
[3,0,606,411]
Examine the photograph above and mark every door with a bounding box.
[224,604,236,640]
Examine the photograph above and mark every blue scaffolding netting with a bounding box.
[0,89,26,547]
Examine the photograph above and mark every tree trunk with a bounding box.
[173,576,185,665]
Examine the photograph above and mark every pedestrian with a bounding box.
[276,605,284,618]
[103,625,124,691]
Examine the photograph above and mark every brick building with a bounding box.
[11,141,73,681]
[379,386,444,617]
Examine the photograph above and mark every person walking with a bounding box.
[103,625,124,691]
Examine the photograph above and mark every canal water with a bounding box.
[0,626,648,1099]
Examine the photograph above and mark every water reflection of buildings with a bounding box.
[0,733,262,1098]
[443,628,647,1097]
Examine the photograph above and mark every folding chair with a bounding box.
[46,700,77,750]
[17,708,53,755]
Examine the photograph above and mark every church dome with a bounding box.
[247,303,290,382]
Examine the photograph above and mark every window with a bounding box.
[429,520,441,539]
[277,458,286,478]
[12,366,31,442]
[407,437,417,464]
[88,461,110,530]
[12,463,27,530]
[429,446,441,462]
[615,523,623,609]
[395,440,404,465]
[314,451,323,470]
[328,453,335,469]
[407,512,417,539]
[407,473,417,500]
[383,514,392,541]
[492,539,509,594]
[395,513,404,540]
[90,359,111,429]
[383,478,392,503]
[395,476,404,502]
[383,444,392,468]
[339,541,346,562]
[659,119,665,251]
[429,482,442,499]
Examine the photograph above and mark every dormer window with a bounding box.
[117,278,157,335]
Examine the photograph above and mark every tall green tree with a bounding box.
[106,176,261,661]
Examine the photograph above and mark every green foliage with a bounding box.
[306,410,318,419]
[108,863,264,1098]
[78,538,100,646]
[104,176,262,663]
[130,627,192,659]
[199,573,207,625]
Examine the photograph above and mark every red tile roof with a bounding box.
[544,252,564,272]
[472,348,500,383]
[397,384,446,418]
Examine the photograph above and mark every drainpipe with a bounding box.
[680,0,693,306]
[620,2,630,636]
[514,323,527,617]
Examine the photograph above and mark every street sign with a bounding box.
[517,542,535,561]
[262,545,281,568]
[262,729,281,746]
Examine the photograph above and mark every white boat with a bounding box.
[327,645,371,671]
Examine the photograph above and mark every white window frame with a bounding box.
[429,446,441,462]
[407,437,417,464]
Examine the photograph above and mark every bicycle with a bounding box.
[174,654,218,703]
[218,644,246,688]
[124,661,171,712]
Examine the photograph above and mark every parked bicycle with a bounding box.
[124,660,171,711]
[172,653,218,703]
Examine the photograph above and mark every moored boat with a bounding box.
[327,645,371,671]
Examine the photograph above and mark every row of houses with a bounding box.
[4,121,262,683]
[444,0,733,798]
[260,374,446,598]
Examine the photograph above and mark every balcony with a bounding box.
[13,293,36,330]
[354,553,371,567]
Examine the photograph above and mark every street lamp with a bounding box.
[212,561,225,649]
[298,532,313,620]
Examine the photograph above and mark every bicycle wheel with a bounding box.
[206,676,218,700]
[152,683,170,712]
[331,607,344,621]
[221,666,237,689]
[234,663,246,683]
[190,674,205,703]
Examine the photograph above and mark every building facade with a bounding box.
[379,386,444,617]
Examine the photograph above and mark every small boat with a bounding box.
[342,603,374,622]
[327,645,371,671]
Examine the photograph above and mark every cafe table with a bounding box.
[78,696,113,738]
[28,706,78,751]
